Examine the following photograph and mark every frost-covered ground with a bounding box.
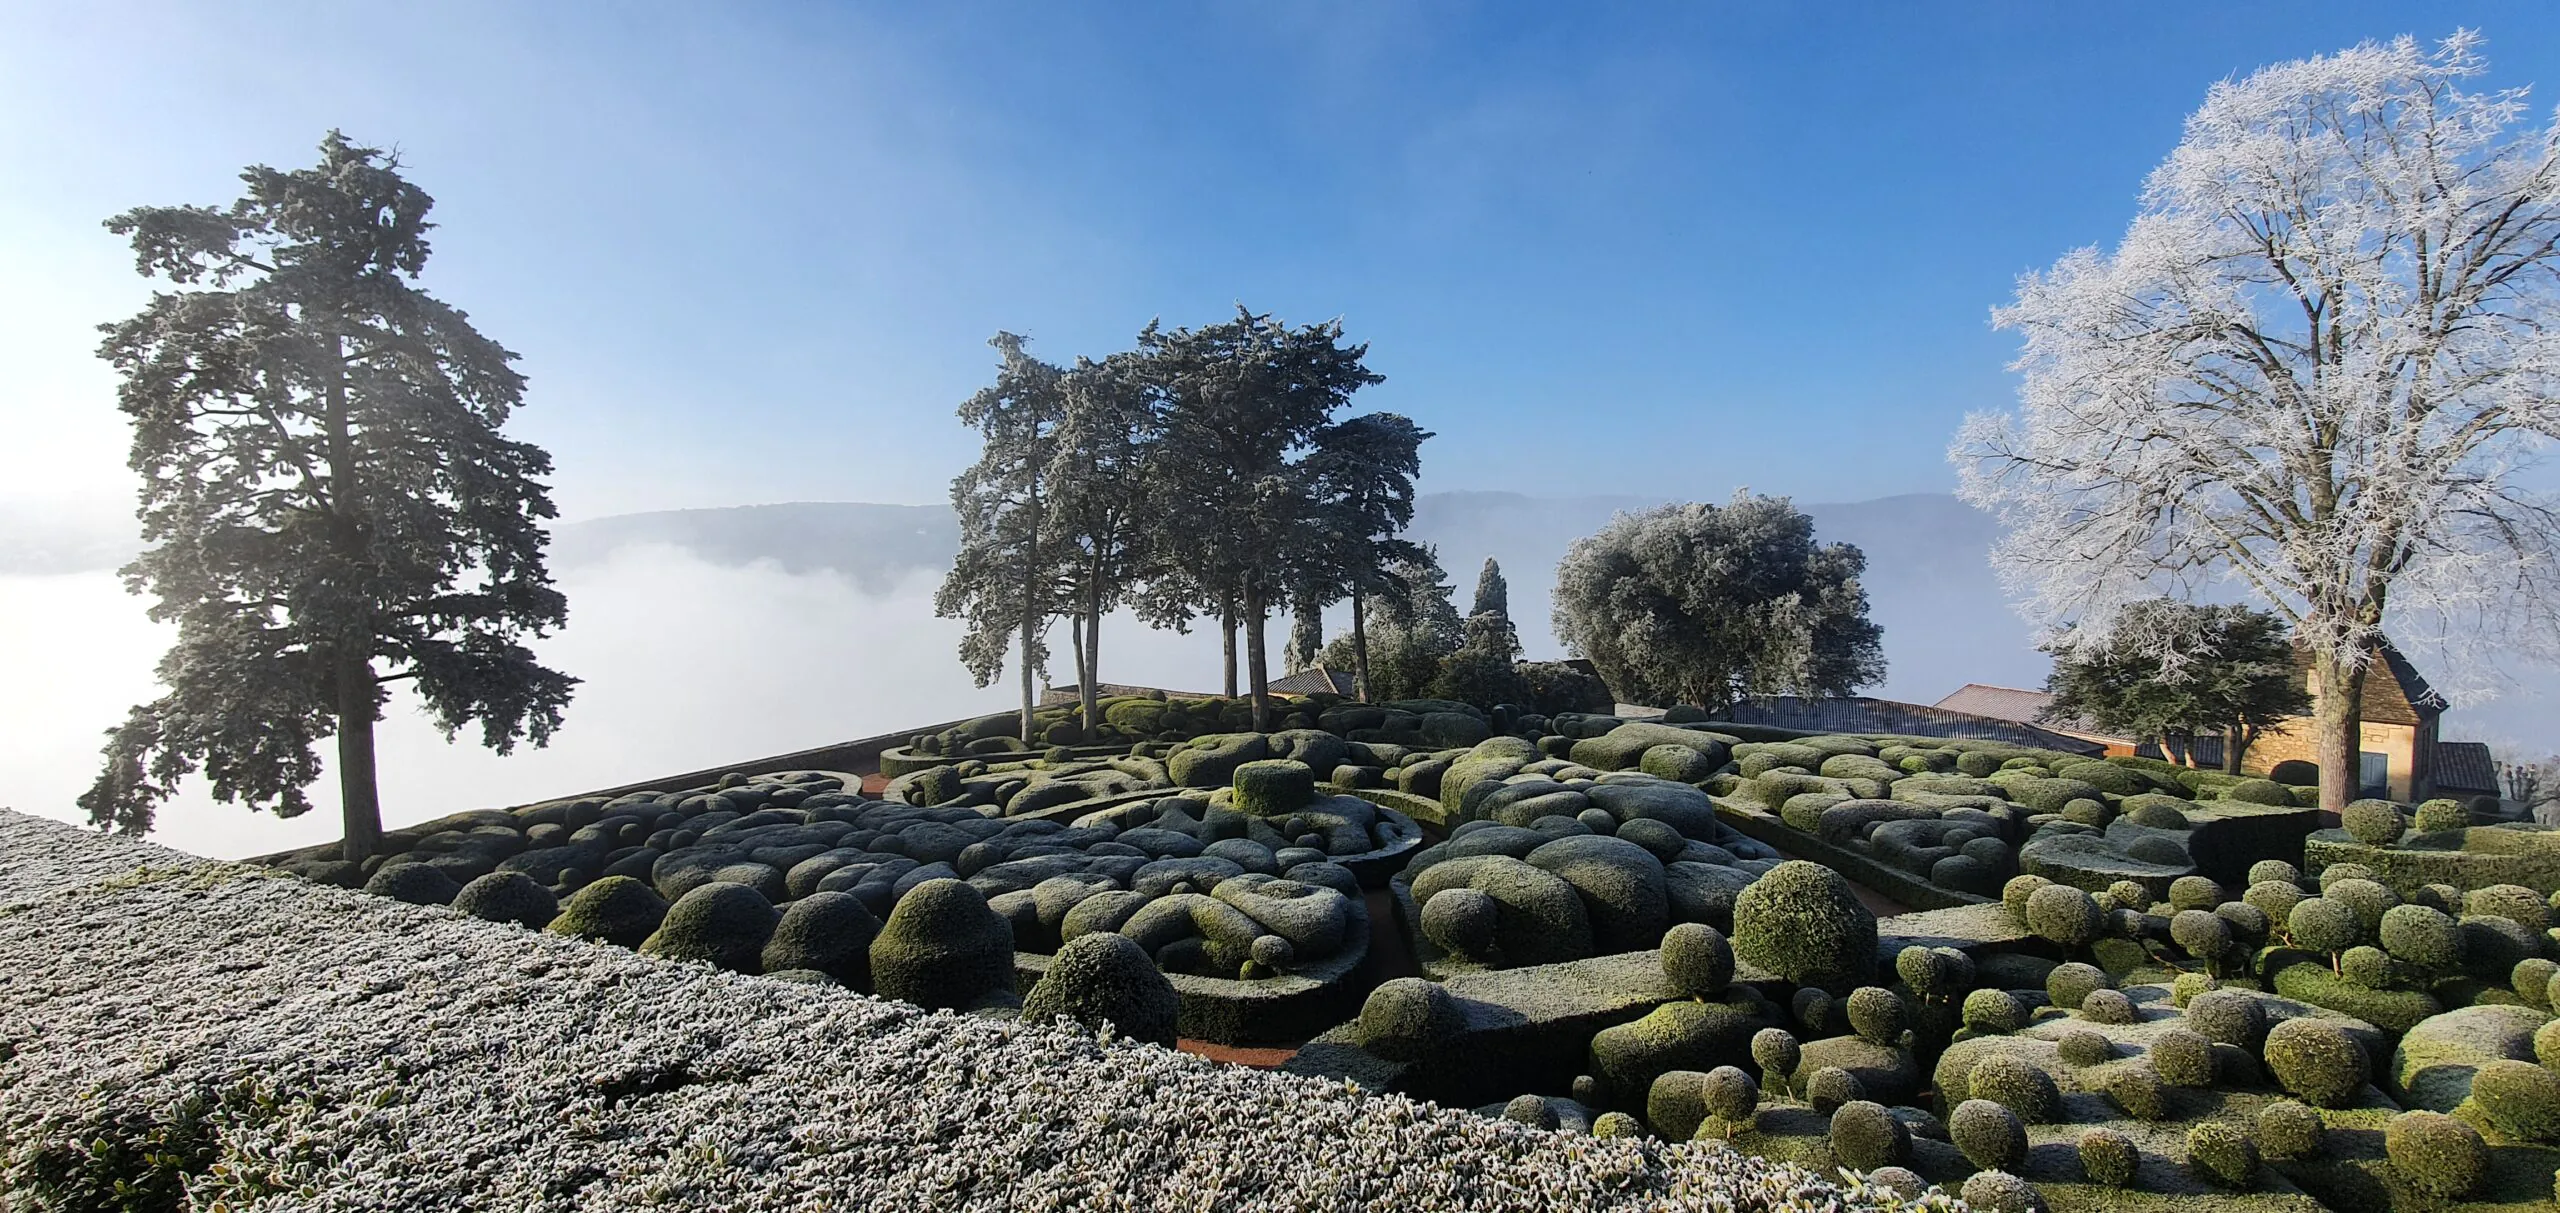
[0,813,1946,1211]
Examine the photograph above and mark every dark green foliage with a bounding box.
[2412,798,2470,834]
[1501,1093,1558,1130]
[2225,778,2294,806]
[2151,1027,2216,1087]
[641,881,780,973]
[2339,945,2395,988]
[1828,1099,1910,1170]
[2287,897,2361,955]
[2046,962,2110,1012]
[2000,874,2050,923]
[2248,859,2302,886]
[1804,1065,1864,1114]
[365,862,461,907]
[2185,989,2266,1048]
[1962,989,2024,1034]
[1021,932,1179,1046]
[2245,879,2307,924]
[2024,884,2102,947]
[1699,1065,1758,1133]
[1730,860,1876,992]
[2105,1063,2169,1120]
[1516,662,1613,716]
[1359,977,1460,1061]
[1661,923,1734,997]
[2464,883,2550,930]
[760,891,881,987]
[79,133,575,858]
[2466,1058,2560,1141]
[1419,887,1500,964]
[869,878,1015,1010]
[2079,1126,2138,1186]
[11,1084,247,1213]
[452,870,557,928]
[1846,987,1906,1046]
[1550,493,1884,712]
[2170,909,2234,969]
[2262,1016,2369,1107]
[2080,987,2135,1024]
[1591,1111,1643,1138]
[1969,1053,2059,1122]
[2341,799,2405,846]
[1950,1098,2027,1170]
[2269,759,2319,785]
[2257,1100,2325,1160]
[2037,599,2307,776]
[2056,1028,2113,1067]
[2325,878,2398,934]
[1232,760,1316,815]
[2166,875,2223,911]
[1958,1171,2042,1213]
[1751,1028,1800,1095]
[546,875,669,948]
[2383,1110,2488,1199]
[2186,1120,2258,1189]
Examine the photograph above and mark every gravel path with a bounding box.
[0,812,1951,1211]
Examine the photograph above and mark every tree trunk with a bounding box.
[1351,584,1372,703]
[2312,645,2367,818]
[1079,569,1102,743]
[1019,606,1038,745]
[1220,596,1238,698]
[335,653,382,863]
[1069,608,1087,700]
[1245,580,1271,731]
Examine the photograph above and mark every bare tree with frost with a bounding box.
[1955,32,2560,813]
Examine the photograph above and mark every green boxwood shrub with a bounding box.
[2046,961,2109,1012]
[2184,989,2266,1048]
[1231,759,1316,815]
[2378,903,2461,970]
[1731,860,1876,992]
[2286,897,2361,956]
[2151,1027,2216,1088]
[2262,1016,2369,1107]
[1969,1053,2059,1122]
[869,879,1015,1010]
[1962,988,2024,1034]
[2186,1120,2258,1189]
[1958,1171,2042,1213]
[1359,978,1461,1061]
[2025,884,2102,948]
[2341,799,2405,846]
[1828,1099,1910,1170]
[1804,1065,1864,1114]
[639,881,779,973]
[1950,1098,2027,1170]
[1846,986,1906,1046]
[2383,1110,2488,1199]
[2079,1126,2137,1186]
[2224,778,2294,806]
[1020,932,1179,1046]
[2248,859,2302,886]
[2465,1058,2560,1142]
[2258,1100,2325,1160]
[452,870,558,928]
[1661,923,1734,997]
[760,890,881,986]
[2412,798,2470,834]
[1751,1028,1800,1095]
[2104,1063,2168,1120]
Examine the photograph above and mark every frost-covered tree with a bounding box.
[1046,352,1160,739]
[2041,600,2310,773]
[1551,493,1884,713]
[936,333,1070,743]
[1956,33,2560,813]
[79,133,576,860]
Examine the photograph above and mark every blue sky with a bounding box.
[10,2,2558,526]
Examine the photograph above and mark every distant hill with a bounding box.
[547,490,2048,704]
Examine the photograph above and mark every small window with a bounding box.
[2358,752,2390,799]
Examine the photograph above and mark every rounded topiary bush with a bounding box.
[2257,1100,2325,1161]
[2105,1063,2168,1120]
[2170,971,2218,1008]
[2249,859,2302,887]
[2378,903,2462,970]
[1895,945,1962,999]
[2341,799,2405,847]
[2465,883,2550,929]
[1661,923,1734,997]
[1963,988,2025,1034]
[1699,1065,1758,1134]
[2081,988,2136,1025]
[2057,1028,2113,1067]
[1592,1110,1643,1138]
[1752,1028,1800,1094]
[760,890,882,986]
[869,878,1016,1010]
[2538,1016,2560,1069]
[2413,798,2470,834]
[1959,1170,2043,1213]
[2513,956,2560,1009]
[366,862,462,907]
[2167,875,2223,912]
[2384,1110,2488,1199]
[2186,1120,2258,1189]
[1805,1065,1864,1114]
[1846,986,1907,1046]
[1421,887,1501,963]
[2151,1026,2216,1088]
[1232,759,1317,816]
[2263,1016,2369,1107]
[640,881,781,973]
[2025,883,2102,948]
[2224,778,2293,806]
[2001,874,2051,923]
[2101,880,2145,912]
[546,875,669,948]
[2339,945,2396,989]
[1969,1053,2060,1122]
[2326,878,2398,933]
[1731,860,1876,992]
[2169,910,2233,967]
[1359,977,1461,1061]
[2287,897,2362,956]
[1864,1167,1928,1200]
[1828,1099,1910,1170]
[2186,989,2267,1048]
[1502,1093,1559,1130]
[1793,987,1835,1036]
[1020,932,1179,1046]
[2466,1058,2560,1142]
[2079,1126,2137,1187]
[1950,1098,2028,1171]
[2046,962,2109,1013]
[2245,879,2307,925]
[452,870,558,928]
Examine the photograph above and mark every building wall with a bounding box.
[2242,716,2423,800]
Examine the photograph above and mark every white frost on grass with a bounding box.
[0,813,1952,1212]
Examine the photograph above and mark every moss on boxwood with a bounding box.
[452,870,558,928]
[2079,1126,2138,1186]
[1730,860,1876,992]
[1968,1053,2059,1122]
[1021,931,1180,1046]
[1846,986,1906,1047]
[2383,1109,2488,1199]
[1358,977,1462,1061]
[1963,988,2024,1034]
[2151,1027,2216,1088]
[2465,1058,2560,1142]
[2263,1016,2370,1107]
[641,881,781,973]
[1828,1098,1910,1170]
[2000,873,2050,924]
[2258,1099,2324,1161]
[1950,1098,2027,1170]
[869,878,1015,1010]
[2186,1119,2258,1189]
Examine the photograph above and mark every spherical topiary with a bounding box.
[2057,1028,2114,1067]
[2263,1016,2370,1108]
[1420,887,1502,963]
[2415,882,2466,912]
[2126,799,2191,829]
[2168,875,2225,912]
[2286,897,2361,955]
[1846,986,1907,1046]
[2325,878,2398,934]
[2001,874,2051,924]
[2248,859,2302,887]
[1020,932,1180,1046]
[1805,1065,1864,1114]
[2025,883,2103,947]
[1792,987,1834,1035]
[1959,1170,2044,1213]
[2412,798,2470,834]
[2185,989,2267,1048]
[2329,945,2401,992]
[2225,778,2293,806]
[1963,988,2025,1034]
[2105,880,2150,912]
[1572,1073,1604,1107]
[1895,945,1958,999]
[2513,957,2560,1009]
[366,861,463,907]
[1950,1098,2028,1171]
[2215,900,2270,942]
[1699,1065,1759,1133]
[2378,903,2462,970]
[2384,1110,2489,1199]
[2537,1016,2560,1069]
[452,870,558,928]
[760,890,883,986]
[2169,971,2218,1009]
[2186,1120,2258,1189]
[2467,1058,2560,1142]
[1752,1028,1801,1093]
[1661,922,1734,997]
[1592,1110,1644,1138]
[2081,988,2136,1025]
[1358,977,1461,1061]
[2046,962,2109,1013]
[1828,1099,1910,1171]
[1731,861,1878,992]
[2104,1063,2168,1120]
[546,875,669,948]
[2317,862,2378,891]
[2079,1126,2138,1187]
[2167,910,2233,968]
[641,881,782,973]
[1864,1167,1928,1199]
[2341,799,2405,846]
[868,879,1015,1010]
[2245,879,2307,925]
[2257,1100,2325,1161]
[2151,1026,2216,1087]
[1502,1093,1558,1130]
[1969,1053,2061,1122]
[2063,798,2113,828]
